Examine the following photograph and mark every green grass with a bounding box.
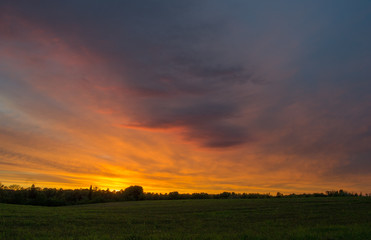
[1,197,370,239]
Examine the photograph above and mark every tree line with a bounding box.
[0,183,368,206]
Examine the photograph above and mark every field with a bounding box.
[1,197,371,240]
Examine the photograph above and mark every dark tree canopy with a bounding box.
[0,183,367,206]
[123,185,144,201]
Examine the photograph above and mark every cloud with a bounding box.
[0,1,371,192]
[0,1,258,148]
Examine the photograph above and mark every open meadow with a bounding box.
[1,197,370,240]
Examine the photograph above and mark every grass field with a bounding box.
[1,197,371,240]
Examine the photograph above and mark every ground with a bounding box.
[1,197,371,239]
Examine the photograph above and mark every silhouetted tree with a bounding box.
[169,191,180,200]
[276,192,283,198]
[88,185,93,200]
[219,192,231,199]
[28,184,37,199]
[123,185,144,201]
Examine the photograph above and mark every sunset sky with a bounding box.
[0,1,370,194]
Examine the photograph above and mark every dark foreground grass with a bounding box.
[1,197,370,240]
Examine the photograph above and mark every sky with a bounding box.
[0,0,370,194]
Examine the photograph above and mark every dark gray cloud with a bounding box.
[0,0,257,147]
[2,0,371,151]
[124,102,248,148]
